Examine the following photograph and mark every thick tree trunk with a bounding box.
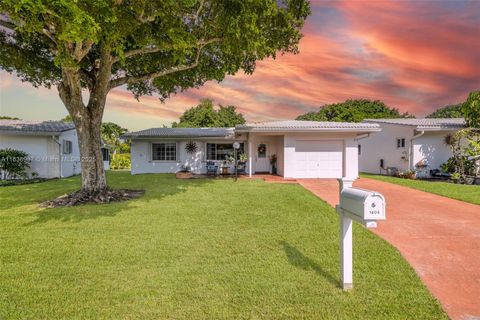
[76,115,107,193]
[58,54,111,193]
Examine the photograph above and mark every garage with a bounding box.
[294,140,343,178]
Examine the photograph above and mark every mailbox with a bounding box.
[340,187,386,221]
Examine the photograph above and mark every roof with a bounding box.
[122,127,235,139]
[0,120,75,135]
[235,120,381,132]
[362,118,465,131]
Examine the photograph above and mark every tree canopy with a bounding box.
[462,91,480,128]
[0,116,20,120]
[0,0,310,194]
[426,103,463,118]
[172,99,246,128]
[296,99,413,122]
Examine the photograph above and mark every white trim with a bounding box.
[150,141,178,162]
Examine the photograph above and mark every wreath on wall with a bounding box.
[185,141,198,154]
[257,144,266,155]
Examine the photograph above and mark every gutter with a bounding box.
[409,130,425,171]
[354,133,371,141]
[52,136,63,178]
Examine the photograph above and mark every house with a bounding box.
[123,120,381,179]
[0,120,110,179]
[359,118,465,177]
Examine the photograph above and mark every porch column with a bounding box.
[248,138,253,177]
[343,137,358,179]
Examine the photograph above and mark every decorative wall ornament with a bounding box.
[185,141,198,154]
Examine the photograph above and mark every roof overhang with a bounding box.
[0,130,66,136]
[235,127,382,133]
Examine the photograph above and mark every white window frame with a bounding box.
[151,142,177,162]
[63,140,72,154]
[396,138,406,149]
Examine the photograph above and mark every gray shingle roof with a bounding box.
[0,120,75,134]
[363,118,465,130]
[122,127,235,139]
[236,120,380,132]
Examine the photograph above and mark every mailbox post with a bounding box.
[336,177,386,290]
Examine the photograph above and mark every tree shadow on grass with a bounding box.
[21,175,215,225]
[280,241,339,287]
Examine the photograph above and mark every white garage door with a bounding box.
[294,140,343,178]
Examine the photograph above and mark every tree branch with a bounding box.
[111,38,221,64]
[0,19,16,30]
[109,39,218,89]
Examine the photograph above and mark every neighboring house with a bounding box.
[359,118,465,177]
[0,120,110,179]
[123,120,380,179]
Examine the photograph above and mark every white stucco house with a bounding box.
[123,120,381,179]
[0,120,110,179]
[359,118,465,177]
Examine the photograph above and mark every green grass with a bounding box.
[361,173,480,205]
[0,172,446,319]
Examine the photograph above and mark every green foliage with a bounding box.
[60,115,73,122]
[427,103,464,118]
[441,156,475,174]
[0,0,310,98]
[109,153,130,170]
[0,116,20,120]
[462,91,480,128]
[296,99,413,122]
[101,122,128,149]
[172,98,246,127]
[0,148,30,179]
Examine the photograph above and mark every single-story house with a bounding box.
[359,118,465,177]
[123,120,381,179]
[0,120,110,179]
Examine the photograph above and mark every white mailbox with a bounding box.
[340,187,386,222]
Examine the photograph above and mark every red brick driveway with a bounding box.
[298,177,480,320]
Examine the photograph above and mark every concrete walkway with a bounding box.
[298,177,480,320]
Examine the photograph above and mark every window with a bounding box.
[152,143,177,161]
[63,140,72,154]
[358,144,362,155]
[396,138,405,148]
[206,143,244,160]
[101,148,110,162]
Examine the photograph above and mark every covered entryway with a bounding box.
[294,140,343,178]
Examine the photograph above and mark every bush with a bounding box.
[110,153,131,170]
[0,148,30,180]
[441,156,475,174]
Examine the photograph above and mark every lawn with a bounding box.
[0,172,446,319]
[361,173,480,205]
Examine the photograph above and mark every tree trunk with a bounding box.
[76,115,107,193]
[58,60,111,194]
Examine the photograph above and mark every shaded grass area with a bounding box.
[0,172,446,319]
[361,173,480,205]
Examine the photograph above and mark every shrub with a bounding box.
[110,153,131,170]
[0,148,30,180]
[441,156,475,175]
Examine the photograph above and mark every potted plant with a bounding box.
[269,154,277,175]
[176,165,193,179]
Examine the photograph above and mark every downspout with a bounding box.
[409,130,425,171]
[52,136,63,178]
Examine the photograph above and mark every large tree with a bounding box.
[0,0,310,194]
[426,103,463,118]
[296,99,413,122]
[172,98,245,127]
[463,91,480,128]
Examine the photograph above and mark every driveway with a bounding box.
[298,177,480,320]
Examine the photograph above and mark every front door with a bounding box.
[255,143,270,173]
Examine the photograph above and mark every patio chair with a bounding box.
[206,161,218,176]
[236,162,246,175]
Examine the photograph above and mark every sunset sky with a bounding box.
[0,0,479,131]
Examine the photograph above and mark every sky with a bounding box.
[0,0,479,131]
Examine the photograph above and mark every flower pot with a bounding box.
[176,172,193,179]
